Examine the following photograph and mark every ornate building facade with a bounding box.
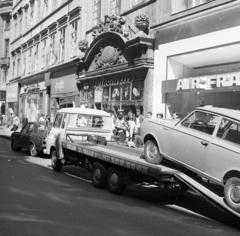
[0,0,12,116]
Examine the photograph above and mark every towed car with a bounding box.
[141,107,240,212]
[11,122,48,157]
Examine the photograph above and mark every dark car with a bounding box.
[11,122,48,157]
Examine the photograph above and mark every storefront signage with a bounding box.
[24,84,40,93]
[94,74,135,90]
[55,78,64,92]
[6,83,18,103]
[177,72,240,90]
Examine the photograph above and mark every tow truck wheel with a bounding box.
[51,149,62,172]
[107,168,126,195]
[144,140,163,164]
[30,143,38,157]
[92,163,107,189]
[224,177,240,212]
[11,139,22,152]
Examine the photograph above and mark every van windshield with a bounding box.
[67,114,112,130]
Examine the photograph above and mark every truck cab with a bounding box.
[43,108,113,159]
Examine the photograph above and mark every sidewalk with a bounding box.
[0,125,14,141]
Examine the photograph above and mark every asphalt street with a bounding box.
[0,137,240,236]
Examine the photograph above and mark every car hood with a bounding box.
[148,118,178,128]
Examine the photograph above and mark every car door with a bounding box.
[17,124,29,147]
[22,123,34,148]
[167,111,220,172]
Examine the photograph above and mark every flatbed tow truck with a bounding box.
[52,134,240,219]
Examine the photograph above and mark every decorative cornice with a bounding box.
[57,14,68,28]
[69,6,80,21]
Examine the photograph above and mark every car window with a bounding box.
[27,124,34,133]
[217,118,240,145]
[61,113,68,129]
[181,111,219,135]
[53,114,63,128]
[21,124,29,133]
[37,123,47,132]
[67,114,111,129]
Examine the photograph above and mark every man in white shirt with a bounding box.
[39,114,46,123]
[12,114,19,131]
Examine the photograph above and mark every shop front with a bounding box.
[50,68,78,122]
[6,82,19,125]
[19,82,46,122]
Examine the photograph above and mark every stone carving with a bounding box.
[78,39,89,52]
[134,13,149,36]
[92,14,129,40]
[94,40,125,69]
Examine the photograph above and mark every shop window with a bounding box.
[110,0,121,15]
[132,80,144,100]
[53,114,63,128]
[171,0,213,14]
[93,0,101,26]
[70,21,78,58]
[111,85,120,101]
[59,27,66,62]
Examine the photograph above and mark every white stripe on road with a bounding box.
[63,172,92,183]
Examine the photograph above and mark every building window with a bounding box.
[25,8,28,32]
[37,0,42,22]
[93,0,101,26]
[22,51,26,75]
[19,12,22,35]
[52,0,57,11]
[41,39,47,69]
[50,33,57,65]
[12,61,15,78]
[30,2,35,28]
[34,43,39,72]
[133,0,146,6]
[5,39,9,58]
[5,15,10,30]
[28,47,32,74]
[70,21,78,58]
[110,0,120,15]
[172,0,213,14]
[3,70,8,84]
[43,0,48,18]
[17,55,21,77]
[14,16,17,38]
[59,27,66,62]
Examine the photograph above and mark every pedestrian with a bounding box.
[11,113,19,131]
[22,115,28,128]
[45,115,50,127]
[8,113,13,128]
[39,114,46,123]
[147,111,152,119]
[134,107,144,134]
[156,112,163,119]
[172,112,180,121]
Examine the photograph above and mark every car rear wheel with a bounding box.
[144,140,163,164]
[107,168,126,195]
[51,149,62,172]
[224,177,240,212]
[92,162,107,189]
[30,143,38,157]
[11,139,22,152]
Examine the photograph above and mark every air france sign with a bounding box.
[176,72,240,91]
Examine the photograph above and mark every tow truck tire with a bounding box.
[11,139,22,152]
[92,163,107,189]
[107,168,126,195]
[51,149,62,172]
[30,143,38,157]
[144,140,163,164]
[224,177,240,212]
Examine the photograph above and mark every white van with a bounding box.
[43,108,113,161]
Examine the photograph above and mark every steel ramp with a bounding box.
[174,172,240,219]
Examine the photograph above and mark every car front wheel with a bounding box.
[51,149,62,172]
[224,177,240,212]
[144,140,163,164]
[92,162,107,189]
[11,139,22,152]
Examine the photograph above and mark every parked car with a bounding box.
[43,108,113,171]
[11,122,48,157]
[141,106,240,212]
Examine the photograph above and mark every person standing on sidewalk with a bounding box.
[22,115,28,128]
[12,114,19,131]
